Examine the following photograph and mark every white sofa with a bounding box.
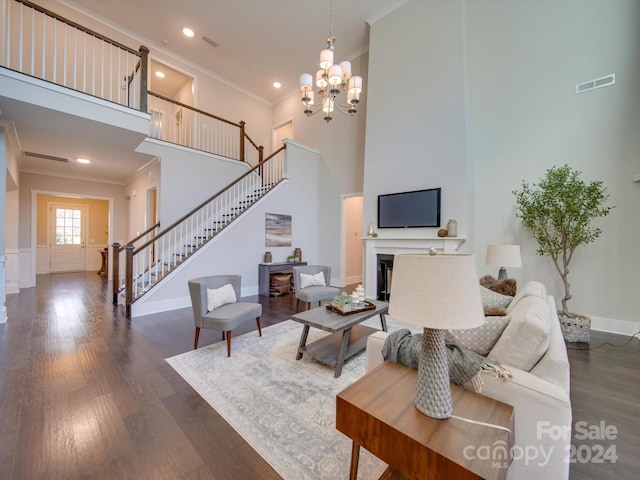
[366,281,572,480]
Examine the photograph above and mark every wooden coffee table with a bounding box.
[291,300,388,377]
[336,360,515,480]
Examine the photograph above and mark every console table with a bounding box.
[336,361,515,480]
[258,261,307,296]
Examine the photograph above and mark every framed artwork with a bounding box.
[265,213,292,247]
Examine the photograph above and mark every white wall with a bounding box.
[136,139,253,227]
[272,52,369,284]
[132,141,321,317]
[465,0,640,331]
[123,159,159,239]
[363,1,470,241]
[363,0,639,333]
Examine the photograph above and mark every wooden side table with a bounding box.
[336,361,515,480]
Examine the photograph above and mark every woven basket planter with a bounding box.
[560,315,591,343]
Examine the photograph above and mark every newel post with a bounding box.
[239,121,246,162]
[139,45,149,112]
[112,242,121,305]
[125,244,134,318]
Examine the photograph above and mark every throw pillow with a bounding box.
[480,285,513,309]
[206,283,237,312]
[506,280,547,315]
[444,316,511,356]
[480,275,517,297]
[489,295,551,371]
[300,271,326,289]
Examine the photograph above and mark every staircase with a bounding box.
[113,146,287,317]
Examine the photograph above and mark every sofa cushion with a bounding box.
[206,283,237,312]
[444,316,511,356]
[506,280,546,314]
[480,285,513,309]
[489,295,551,371]
[300,271,326,289]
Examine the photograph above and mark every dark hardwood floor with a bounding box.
[0,272,638,479]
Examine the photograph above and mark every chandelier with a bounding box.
[298,0,363,123]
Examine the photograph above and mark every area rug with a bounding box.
[166,317,414,480]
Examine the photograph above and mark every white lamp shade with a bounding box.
[348,75,362,93]
[389,254,484,330]
[486,244,522,268]
[320,48,333,70]
[299,73,313,92]
[328,64,342,86]
[339,61,351,80]
[316,70,327,89]
[347,91,359,104]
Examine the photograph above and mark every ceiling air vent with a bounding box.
[576,74,615,94]
[201,35,218,48]
[24,151,68,162]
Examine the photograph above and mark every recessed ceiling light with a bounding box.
[182,27,194,38]
[77,158,91,164]
[273,82,282,89]
[155,71,165,78]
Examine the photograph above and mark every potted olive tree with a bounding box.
[513,165,614,342]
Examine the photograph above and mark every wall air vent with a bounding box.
[23,151,68,162]
[201,35,218,48]
[576,74,615,94]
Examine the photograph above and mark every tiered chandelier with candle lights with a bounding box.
[299,0,363,123]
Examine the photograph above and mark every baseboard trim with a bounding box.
[590,316,639,337]
[131,286,260,318]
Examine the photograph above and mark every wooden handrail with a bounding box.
[148,91,241,128]
[133,145,286,254]
[13,0,142,56]
[111,222,159,305]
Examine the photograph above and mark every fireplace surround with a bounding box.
[363,237,466,300]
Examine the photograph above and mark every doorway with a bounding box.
[49,203,87,272]
[273,119,294,150]
[35,193,112,277]
[342,195,363,286]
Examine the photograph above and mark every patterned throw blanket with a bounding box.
[382,329,511,392]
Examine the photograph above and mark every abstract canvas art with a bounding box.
[265,213,292,247]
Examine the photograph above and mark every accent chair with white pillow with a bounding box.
[293,265,341,312]
[188,275,262,356]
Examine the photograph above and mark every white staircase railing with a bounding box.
[113,145,287,317]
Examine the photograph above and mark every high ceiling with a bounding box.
[2,0,405,185]
[67,0,406,104]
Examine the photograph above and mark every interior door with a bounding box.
[50,204,87,272]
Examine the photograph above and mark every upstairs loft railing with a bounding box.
[147,92,264,166]
[112,145,287,317]
[4,0,148,110]
[3,0,265,164]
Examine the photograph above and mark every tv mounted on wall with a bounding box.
[377,187,441,228]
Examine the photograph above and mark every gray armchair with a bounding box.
[293,265,341,312]
[188,275,262,356]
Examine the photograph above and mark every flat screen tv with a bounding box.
[377,188,441,228]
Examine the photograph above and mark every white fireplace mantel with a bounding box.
[362,236,466,299]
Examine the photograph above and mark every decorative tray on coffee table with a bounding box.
[326,301,376,316]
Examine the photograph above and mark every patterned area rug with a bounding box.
[166,318,394,480]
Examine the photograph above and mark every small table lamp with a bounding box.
[389,253,484,419]
[485,244,522,280]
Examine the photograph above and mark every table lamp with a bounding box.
[485,244,522,280]
[389,252,484,419]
